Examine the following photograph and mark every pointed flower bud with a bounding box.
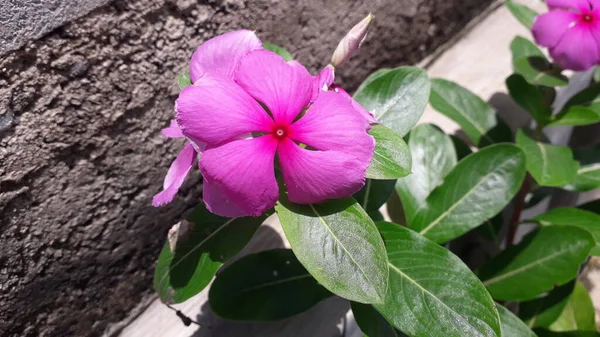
[331,13,374,68]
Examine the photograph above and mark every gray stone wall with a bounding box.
[0,0,491,336]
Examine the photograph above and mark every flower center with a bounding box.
[272,125,288,140]
[584,14,593,22]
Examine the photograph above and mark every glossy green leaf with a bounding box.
[354,67,430,137]
[352,302,408,337]
[505,1,538,29]
[557,83,600,113]
[395,124,457,222]
[513,56,569,87]
[496,304,538,337]
[374,222,501,337]
[366,124,412,179]
[276,197,388,304]
[511,36,546,61]
[534,207,600,255]
[354,179,396,213]
[153,204,266,303]
[516,129,579,186]
[430,78,510,145]
[478,226,594,301]
[549,282,596,332]
[565,145,600,191]
[548,107,600,127]
[520,281,576,329]
[506,74,552,125]
[208,249,331,320]
[410,144,526,244]
[263,43,293,61]
[177,69,192,89]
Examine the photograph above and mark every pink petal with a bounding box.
[202,179,249,218]
[331,85,378,124]
[152,143,196,207]
[235,50,313,125]
[176,74,274,146]
[532,11,579,48]
[200,136,279,216]
[547,0,590,11]
[311,65,335,101]
[189,30,262,83]
[161,120,185,138]
[550,24,600,71]
[278,138,370,204]
[289,91,375,159]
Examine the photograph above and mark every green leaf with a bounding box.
[496,304,538,337]
[451,135,474,160]
[208,249,331,320]
[354,179,396,213]
[263,43,293,61]
[374,222,502,337]
[506,74,553,125]
[177,69,192,89]
[595,66,600,83]
[410,144,526,244]
[505,1,539,29]
[549,282,596,332]
[366,124,412,179]
[352,302,408,337]
[534,207,600,255]
[516,130,579,187]
[275,197,388,304]
[153,204,266,303]
[557,83,600,113]
[547,107,600,127]
[513,56,569,87]
[429,78,510,145]
[478,226,594,301]
[520,281,576,329]
[354,67,430,137]
[511,36,546,61]
[395,124,457,222]
[565,145,600,191]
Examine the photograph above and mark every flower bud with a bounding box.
[331,14,374,68]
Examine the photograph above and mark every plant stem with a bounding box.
[506,174,531,247]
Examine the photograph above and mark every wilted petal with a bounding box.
[235,50,313,125]
[290,91,375,159]
[189,30,262,83]
[551,24,600,71]
[532,11,579,48]
[176,74,273,146]
[200,136,279,216]
[278,138,369,204]
[202,179,249,218]
[161,120,185,138]
[152,143,196,207]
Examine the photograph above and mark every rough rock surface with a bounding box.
[0,0,491,336]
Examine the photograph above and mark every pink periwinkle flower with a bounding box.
[153,30,375,218]
[532,0,600,71]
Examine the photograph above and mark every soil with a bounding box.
[0,0,491,336]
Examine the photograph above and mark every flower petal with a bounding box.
[547,0,590,11]
[289,91,375,160]
[331,85,378,124]
[235,50,313,125]
[202,178,249,218]
[189,30,262,83]
[161,120,185,138]
[532,10,579,48]
[312,65,335,101]
[550,23,600,71]
[200,136,279,216]
[176,74,273,146]
[278,138,369,204]
[152,143,196,207]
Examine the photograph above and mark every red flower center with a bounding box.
[272,125,289,140]
[583,14,594,22]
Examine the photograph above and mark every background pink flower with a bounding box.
[532,0,600,71]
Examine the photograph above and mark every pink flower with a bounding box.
[152,30,261,209]
[532,0,600,71]
[176,50,375,216]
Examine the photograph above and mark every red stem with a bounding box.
[506,174,531,247]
